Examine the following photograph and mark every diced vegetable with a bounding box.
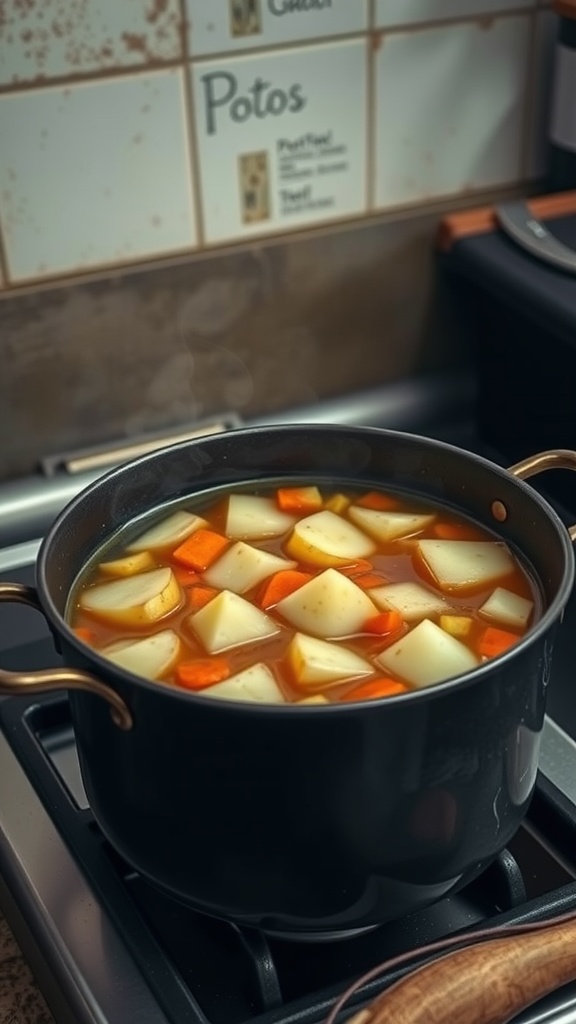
[342,678,408,701]
[99,551,155,578]
[100,629,181,679]
[175,657,231,691]
[362,610,405,636]
[187,585,219,610]
[285,510,375,568]
[276,486,323,513]
[477,626,520,658]
[287,633,373,687]
[439,614,474,639]
[189,590,280,654]
[276,568,378,638]
[126,510,207,553]
[200,663,285,703]
[259,570,313,608]
[354,491,402,511]
[479,587,534,630]
[369,581,449,622]
[348,507,435,542]
[376,618,479,688]
[226,495,295,540]
[433,521,487,541]
[79,567,181,626]
[173,529,229,571]
[295,694,330,705]
[338,559,375,578]
[416,540,515,592]
[324,493,350,514]
[354,573,389,589]
[74,626,95,645]
[203,542,296,594]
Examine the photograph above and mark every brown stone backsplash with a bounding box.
[0,191,524,483]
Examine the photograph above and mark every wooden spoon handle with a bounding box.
[359,915,576,1024]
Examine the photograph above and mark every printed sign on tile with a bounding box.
[193,40,368,243]
[187,0,368,55]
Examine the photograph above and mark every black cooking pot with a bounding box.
[1,426,575,938]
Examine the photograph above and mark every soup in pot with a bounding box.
[68,482,541,705]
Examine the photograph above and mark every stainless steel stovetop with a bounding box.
[3,372,576,1024]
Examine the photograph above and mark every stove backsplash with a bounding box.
[0,1,559,481]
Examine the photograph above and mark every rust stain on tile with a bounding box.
[0,0,184,82]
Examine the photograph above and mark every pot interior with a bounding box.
[40,425,574,647]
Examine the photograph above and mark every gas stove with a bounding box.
[3,371,576,1024]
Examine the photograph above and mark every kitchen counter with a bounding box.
[0,913,54,1024]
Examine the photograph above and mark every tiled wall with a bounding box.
[0,0,559,289]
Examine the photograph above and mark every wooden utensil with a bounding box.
[326,909,576,1024]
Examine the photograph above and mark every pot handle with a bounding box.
[509,448,576,541]
[0,583,133,730]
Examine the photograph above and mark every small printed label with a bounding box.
[230,0,263,37]
[193,41,367,242]
[188,0,368,55]
[239,151,271,222]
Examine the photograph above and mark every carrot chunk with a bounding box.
[433,521,486,541]
[259,569,313,608]
[172,529,229,571]
[477,626,519,659]
[362,610,404,635]
[277,486,323,513]
[342,678,408,702]
[338,559,375,577]
[355,491,401,511]
[187,585,219,611]
[354,573,389,590]
[176,658,231,690]
[74,626,95,645]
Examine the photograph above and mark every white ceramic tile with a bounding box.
[374,16,531,209]
[0,70,196,282]
[193,40,368,243]
[375,0,535,29]
[526,9,559,178]
[187,0,367,56]
[0,0,182,87]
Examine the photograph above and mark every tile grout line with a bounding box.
[179,0,205,249]
[366,33,376,213]
[0,209,10,288]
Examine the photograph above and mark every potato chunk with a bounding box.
[417,540,515,592]
[479,587,534,630]
[376,618,479,688]
[126,511,207,552]
[285,510,375,567]
[99,551,155,578]
[203,542,296,594]
[276,568,378,638]
[189,590,280,654]
[348,507,435,542]
[79,567,181,626]
[201,663,285,704]
[439,614,473,639]
[288,633,372,688]
[369,581,450,622]
[100,629,181,680]
[226,495,295,539]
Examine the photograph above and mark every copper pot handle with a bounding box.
[509,448,576,541]
[0,582,133,730]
